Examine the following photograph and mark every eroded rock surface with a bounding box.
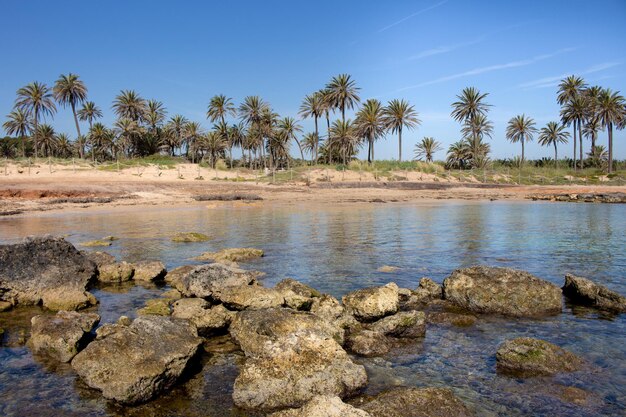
[132,260,167,282]
[269,396,371,417]
[562,273,626,313]
[357,387,473,417]
[496,337,584,376]
[342,283,399,321]
[97,261,134,283]
[171,298,234,335]
[174,263,260,298]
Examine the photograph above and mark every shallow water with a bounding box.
[0,201,625,416]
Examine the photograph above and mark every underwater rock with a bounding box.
[356,387,473,417]
[496,337,584,376]
[171,232,210,242]
[193,247,264,263]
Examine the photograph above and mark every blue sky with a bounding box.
[1,0,625,160]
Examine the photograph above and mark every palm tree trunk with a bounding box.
[341,105,345,124]
[398,127,402,162]
[33,109,39,159]
[554,142,558,169]
[578,120,583,169]
[326,114,331,165]
[229,146,233,169]
[521,137,525,165]
[608,123,613,173]
[71,101,82,140]
[314,117,319,164]
[572,122,577,171]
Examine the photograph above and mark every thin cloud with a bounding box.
[518,62,621,89]
[409,38,484,61]
[377,1,448,33]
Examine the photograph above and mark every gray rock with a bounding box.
[0,236,98,311]
[443,266,562,317]
[562,273,626,313]
[71,316,202,404]
[29,310,100,362]
[97,261,134,283]
[171,298,234,335]
[275,278,322,298]
[357,387,473,417]
[82,250,116,267]
[342,283,400,321]
[269,395,371,417]
[346,329,390,357]
[369,311,426,338]
[310,294,345,321]
[496,337,584,376]
[173,263,260,298]
[216,284,285,310]
[132,260,167,282]
[165,264,195,286]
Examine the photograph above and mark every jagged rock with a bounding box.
[216,284,285,310]
[29,311,100,363]
[369,311,426,338]
[357,387,473,417]
[193,247,264,263]
[275,279,322,298]
[562,273,626,313]
[97,261,134,283]
[137,298,172,316]
[342,283,399,321]
[310,294,345,321]
[269,395,371,417]
[71,316,202,404]
[443,266,562,317]
[171,298,234,336]
[174,263,260,298]
[496,337,584,376]
[82,251,116,267]
[346,329,390,357]
[132,260,167,282]
[0,236,98,311]
[171,232,210,242]
[165,264,195,286]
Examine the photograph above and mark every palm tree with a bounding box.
[329,119,359,165]
[200,131,227,168]
[506,115,537,165]
[587,145,608,169]
[446,140,470,170]
[557,76,587,170]
[451,87,490,123]
[145,99,167,135]
[112,90,146,123]
[88,122,111,162]
[414,137,442,162]
[15,82,57,158]
[582,118,603,152]
[184,121,204,163]
[277,117,304,162]
[355,99,386,164]
[299,92,325,163]
[3,108,30,157]
[55,133,74,158]
[239,96,269,167]
[326,74,360,123]
[36,124,57,157]
[164,114,188,156]
[114,118,140,158]
[319,89,334,161]
[227,122,246,167]
[77,101,103,131]
[596,88,626,173]
[383,99,420,162]
[460,113,493,143]
[207,95,236,126]
[302,132,318,164]
[53,73,87,142]
[538,122,569,168]
[583,86,603,149]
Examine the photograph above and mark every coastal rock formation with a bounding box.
[276,278,322,298]
[80,239,112,247]
[369,311,426,338]
[193,247,264,263]
[29,310,100,362]
[0,236,98,310]
[342,283,400,321]
[164,264,195,286]
[528,192,626,204]
[132,260,167,282]
[443,266,562,317]
[310,294,345,320]
[171,232,210,242]
[97,261,134,283]
[269,396,371,417]
[174,263,260,298]
[496,337,584,376]
[562,273,626,313]
[216,284,285,310]
[82,250,116,267]
[71,316,202,404]
[171,298,234,335]
[137,298,172,316]
[357,387,473,417]
[346,329,391,357]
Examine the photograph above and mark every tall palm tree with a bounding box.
[506,115,537,165]
[36,124,57,157]
[207,95,236,126]
[228,122,246,167]
[383,99,420,162]
[329,119,359,165]
[114,118,140,158]
[15,82,57,158]
[145,100,166,134]
[582,118,603,152]
[164,114,188,156]
[3,108,30,157]
[88,122,111,162]
[583,86,603,149]
[451,87,492,166]
[112,90,147,123]
[460,113,493,143]
[319,89,334,158]
[53,73,88,141]
[239,96,270,167]
[299,92,325,163]
[326,74,360,123]
[77,101,103,131]
[451,87,490,123]
[278,117,304,162]
[200,131,226,168]
[538,122,569,168]
[355,99,386,164]
[184,121,204,163]
[595,88,626,173]
[557,76,587,170]
[302,132,318,164]
[414,137,442,162]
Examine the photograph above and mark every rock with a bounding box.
[82,251,116,267]
[97,261,134,283]
[132,260,167,282]
[193,247,264,263]
[95,316,131,340]
[369,311,426,338]
[275,278,321,298]
[311,294,345,321]
[161,289,182,300]
[443,266,562,317]
[346,329,390,357]
[137,298,171,316]
[357,387,473,417]
[415,278,442,300]
[496,337,584,376]
[29,311,100,362]
[342,283,399,321]
[171,298,233,336]
[80,239,112,247]
[562,273,626,313]
[117,315,132,326]
[0,236,98,310]
[216,284,285,310]
[165,264,195,286]
[377,265,400,273]
[269,396,371,417]
[174,263,260,298]
[101,236,118,241]
[427,311,477,327]
[171,232,210,242]
[71,316,202,404]
[0,300,12,312]
[41,287,98,311]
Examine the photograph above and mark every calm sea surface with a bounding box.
[0,201,624,416]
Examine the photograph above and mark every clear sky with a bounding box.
[1,0,625,160]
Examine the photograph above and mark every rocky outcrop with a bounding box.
[171,298,234,336]
[132,260,167,282]
[82,251,116,267]
[29,311,100,362]
[528,192,626,204]
[562,273,626,313]
[193,247,264,263]
[216,284,285,310]
[342,283,399,321]
[357,387,473,417]
[71,316,202,404]
[276,278,321,310]
[269,396,371,417]
[174,263,261,298]
[496,337,584,376]
[443,266,562,317]
[0,300,12,312]
[369,311,426,338]
[164,264,195,286]
[0,236,98,311]
[97,261,134,283]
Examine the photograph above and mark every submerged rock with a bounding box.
[0,236,98,310]
[346,329,391,357]
[97,261,134,283]
[174,263,260,298]
[80,239,112,247]
[137,298,172,316]
[369,311,426,338]
[496,337,584,376]
[357,387,473,417]
[171,232,210,242]
[171,298,233,336]
[193,247,264,263]
[426,311,477,327]
[29,310,100,363]
[377,265,400,273]
[132,260,167,282]
[269,395,371,417]
[443,266,562,317]
[71,316,202,404]
[562,273,626,313]
[82,250,116,267]
[342,283,400,321]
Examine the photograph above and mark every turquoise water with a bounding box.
[0,201,624,416]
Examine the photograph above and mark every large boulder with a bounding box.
[357,387,473,417]
[71,316,202,404]
[97,261,134,283]
[0,236,98,310]
[269,396,371,417]
[443,266,562,317]
[171,298,234,336]
[342,283,400,321]
[496,337,584,376]
[174,263,260,298]
[132,260,167,282]
[29,311,100,362]
[562,273,626,313]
